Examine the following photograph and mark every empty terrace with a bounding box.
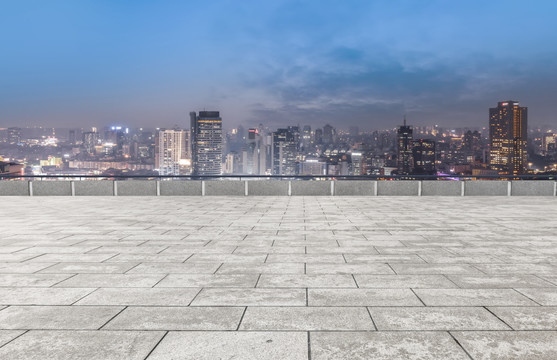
[0,195,557,359]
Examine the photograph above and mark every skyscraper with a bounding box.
[190,111,223,176]
[272,127,299,175]
[7,127,21,145]
[489,101,528,175]
[397,117,413,175]
[155,128,190,175]
[412,139,436,175]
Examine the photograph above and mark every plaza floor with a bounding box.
[0,196,556,359]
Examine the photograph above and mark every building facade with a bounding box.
[489,101,528,175]
[190,111,223,176]
[412,139,436,175]
[155,128,190,175]
[397,118,413,175]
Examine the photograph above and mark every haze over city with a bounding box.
[2,0,557,129]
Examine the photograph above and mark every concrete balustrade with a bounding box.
[0,180,555,196]
[204,180,246,196]
[464,181,508,196]
[32,181,72,196]
[115,181,157,196]
[291,180,331,196]
[377,180,420,196]
[247,180,289,196]
[159,180,202,196]
[334,180,376,196]
[421,181,462,196]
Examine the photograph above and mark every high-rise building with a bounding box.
[489,100,528,175]
[241,128,267,175]
[7,127,21,145]
[301,125,312,151]
[397,118,413,175]
[82,131,99,155]
[323,124,335,144]
[412,139,436,175]
[155,128,190,175]
[272,127,299,175]
[190,111,223,176]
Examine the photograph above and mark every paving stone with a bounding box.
[390,263,482,275]
[191,288,306,306]
[311,331,470,360]
[0,274,74,287]
[38,262,138,274]
[309,288,423,306]
[54,274,165,287]
[240,307,375,330]
[452,331,557,360]
[354,274,458,288]
[217,263,305,274]
[413,289,537,306]
[305,263,395,275]
[489,306,557,330]
[147,331,308,360]
[0,306,123,330]
[0,287,95,305]
[369,306,510,330]
[155,274,259,287]
[514,288,557,305]
[0,330,164,360]
[75,287,201,306]
[104,306,244,330]
[0,330,24,346]
[258,274,356,288]
[447,275,555,288]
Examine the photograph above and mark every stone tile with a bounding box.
[343,254,425,263]
[38,262,138,274]
[515,288,557,305]
[76,287,201,306]
[390,263,482,275]
[447,275,555,288]
[104,306,244,330]
[0,287,95,305]
[309,289,423,306]
[0,306,123,330]
[0,274,73,287]
[489,306,557,330]
[28,254,117,262]
[217,263,305,274]
[258,274,356,288]
[370,306,510,330]
[413,289,537,306]
[125,262,220,274]
[54,274,165,287]
[452,331,557,360]
[191,288,306,306]
[240,307,375,330]
[0,330,164,360]
[155,274,259,287]
[305,263,395,275]
[0,330,24,346]
[311,331,470,360]
[147,331,308,360]
[354,274,458,288]
[0,262,57,274]
[266,254,346,263]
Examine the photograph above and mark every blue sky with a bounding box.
[1,0,557,129]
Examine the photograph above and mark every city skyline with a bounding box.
[2,1,557,129]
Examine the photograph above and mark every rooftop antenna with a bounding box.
[403,114,407,126]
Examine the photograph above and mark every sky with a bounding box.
[1,0,557,130]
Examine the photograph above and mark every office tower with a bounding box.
[242,128,267,175]
[155,128,190,175]
[7,127,21,145]
[489,100,528,175]
[272,127,299,175]
[323,124,335,144]
[542,132,555,155]
[412,139,436,175]
[302,125,312,151]
[314,128,323,145]
[190,111,223,176]
[397,117,413,175]
[82,132,99,155]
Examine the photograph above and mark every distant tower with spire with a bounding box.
[397,115,413,175]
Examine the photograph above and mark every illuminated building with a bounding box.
[190,111,223,176]
[272,127,299,175]
[155,128,190,175]
[7,127,21,145]
[412,139,436,175]
[489,101,528,175]
[397,117,413,175]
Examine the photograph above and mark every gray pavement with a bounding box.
[0,196,556,359]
